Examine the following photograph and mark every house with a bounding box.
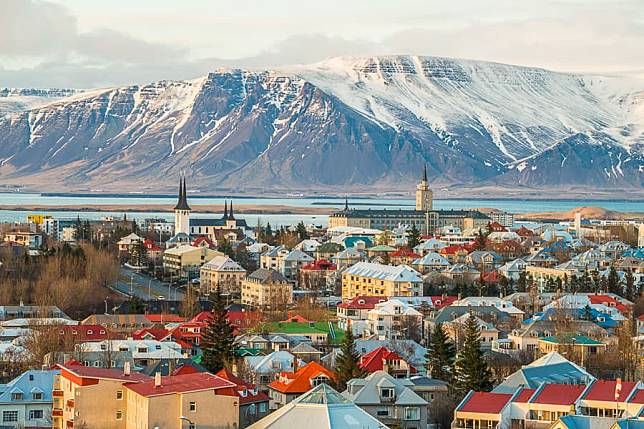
[390,248,422,265]
[539,334,607,364]
[451,296,525,319]
[162,245,223,280]
[290,342,323,363]
[314,242,344,260]
[125,372,239,429]
[408,375,449,407]
[52,362,150,429]
[0,304,69,321]
[344,370,428,429]
[465,250,503,271]
[281,249,315,284]
[442,314,499,351]
[299,259,337,291]
[247,383,388,429]
[199,255,246,295]
[498,258,527,281]
[412,252,450,274]
[337,296,386,334]
[81,314,154,334]
[117,233,143,252]
[414,238,447,256]
[367,299,423,340]
[0,369,58,429]
[241,269,292,309]
[295,239,321,255]
[260,246,288,271]
[578,379,642,418]
[441,263,480,284]
[451,391,513,429]
[74,339,184,369]
[243,351,304,391]
[359,347,417,378]
[342,262,423,300]
[268,361,336,409]
[216,368,270,428]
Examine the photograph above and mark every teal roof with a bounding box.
[343,236,373,249]
[368,245,396,252]
[541,334,603,345]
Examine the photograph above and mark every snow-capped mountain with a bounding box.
[0,88,81,117]
[0,56,642,193]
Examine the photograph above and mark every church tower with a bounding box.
[415,164,433,211]
[174,176,191,235]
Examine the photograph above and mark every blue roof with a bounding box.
[494,361,591,392]
[622,248,644,259]
[0,369,59,404]
[343,236,373,249]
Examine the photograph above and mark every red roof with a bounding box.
[390,248,420,258]
[58,325,116,341]
[190,311,212,323]
[637,315,644,321]
[459,392,512,414]
[488,222,507,232]
[531,384,586,405]
[429,295,458,310]
[482,271,501,283]
[268,361,336,394]
[282,313,311,323]
[338,296,386,310]
[125,372,235,397]
[301,259,337,271]
[143,239,162,252]
[629,388,644,404]
[171,364,202,376]
[192,236,214,248]
[513,388,536,403]
[216,368,270,404]
[59,363,151,382]
[359,346,416,374]
[440,244,471,256]
[144,314,186,324]
[516,226,535,237]
[583,380,637,402]
[588,295,630,313]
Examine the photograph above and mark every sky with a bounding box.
[1,0,643,88]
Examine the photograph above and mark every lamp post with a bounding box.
[130,272,134,295]
[180,416,195,428]
[148,279,152,301]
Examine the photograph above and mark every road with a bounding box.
[115,266,186,301]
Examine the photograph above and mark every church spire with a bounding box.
[223,201,228,219]
[422,164,427,182]
[344,198,349,211]
[229,200,235,220]
[174,175,191,211]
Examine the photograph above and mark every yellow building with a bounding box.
[241,268,292,308]
[125,372,239,429]
[199,255,246,295]
[341,261,423,300]
[53,363,150,429]
[526,266,578,291]
[162,245,223,279]
[27,214,52,225]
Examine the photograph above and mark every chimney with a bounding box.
[154,372,162,388]
[123,362,131,376]
[292,356,299,373]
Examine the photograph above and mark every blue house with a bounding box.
[0,369,59,428]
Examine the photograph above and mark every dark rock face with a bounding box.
[0,56,641,192]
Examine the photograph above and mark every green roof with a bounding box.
[540,334,604,346]
[256,321,345,344]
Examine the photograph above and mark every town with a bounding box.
[0,171,642,429]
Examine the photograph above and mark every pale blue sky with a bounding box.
[1,0,643,87]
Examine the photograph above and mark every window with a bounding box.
[10,392,23,401]
[28,374,34,381]
[189,401,196,412]
[404,407,420,420]
[259,402,267,413]
[116,390,123,400]
[2,411,18,422]
[33,392,43,400]
[29,409,44,420]
[377,409,390,416]
[311,375,329,387]
[380,388,394,399]
[116,410,123,420]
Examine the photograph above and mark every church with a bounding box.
[328,166,490,234]
[169,176,249,246]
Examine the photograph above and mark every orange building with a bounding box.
[267,361,336,409]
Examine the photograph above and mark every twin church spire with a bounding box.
[174,175,234,220]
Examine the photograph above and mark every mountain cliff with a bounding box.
[0,56,642,193]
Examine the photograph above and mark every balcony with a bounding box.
[53,390,64,397]
[53,409,63,417]
[66,420,74,428]
[66,399,75,408]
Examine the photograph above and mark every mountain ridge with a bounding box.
[0,55,642,194]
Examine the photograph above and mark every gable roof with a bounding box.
[216,368,269,404]
[337,296,386,310]
[583,380,638,402]
[530,383,587,405]
[268,361,336,394]
[359,346,416,374]
[125,372,235,397]
[458,391,512,414]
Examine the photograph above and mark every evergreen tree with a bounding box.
[217,238,234,257]
[452,315,493,394]
[425,323,455,381]
[624,271,635,302]
[474,229,487,250]
[516,271,527,293]
[408,225,421,249]
[582,304,593,321]
[335,327,366,392]
[295,222,309,241]
[607,266,621,295]
[498,275,511,296]
[129,239,147,267]
[201,285,235,373]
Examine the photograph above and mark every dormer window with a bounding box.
[11,392,23,401]
[380,388,395,399]
[87,330,93,335]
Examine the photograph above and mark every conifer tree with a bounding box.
[452,315,493,394]
[624,271,635,302]
[516,271,527,293]
[581,304,593,321]
[425,323,455,381]
[201,285,235,373]
[408,225,421,249]
[474,229,487,250]
[335,327,366,392]
[607,266,621,295]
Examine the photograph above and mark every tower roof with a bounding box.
[423,164,427,182]
[229,200,235,220]
[174,176,191,211]
[222,201,228,220]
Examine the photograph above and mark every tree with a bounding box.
[217,238,234,257]
[474,229,487,251]
[129,239,147,267]
[516,271,527,293]
[606,266,621,295]
[425,323,455,381]
[498,275,511,296]
[334,327,366,392]
[452,315,493,394]
[201,285,235,373]
[581,304,593,321]
[408,225,421,249]
[624,271,635,302]
[180,285,199,319]
[295,222,309,241]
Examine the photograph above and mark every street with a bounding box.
[115,266,186,301]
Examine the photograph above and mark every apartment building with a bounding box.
[342,262,423,300]
[241,269,292,309]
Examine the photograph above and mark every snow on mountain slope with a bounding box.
[0,56,642,192]
[0,88,82,117]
